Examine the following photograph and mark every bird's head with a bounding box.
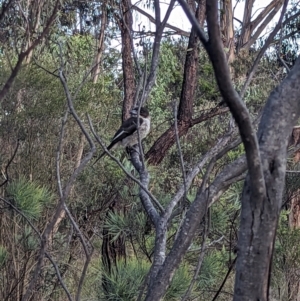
[130,107,150,118]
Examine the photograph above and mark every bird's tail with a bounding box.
[92,151,106,166]
[92,141,117,166]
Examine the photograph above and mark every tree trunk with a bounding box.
[119,0,136,120]
[101,200,126,294]
[220,0,234,63]
[237,0,254,52]
[146,0,206,165]
[234,57,300,301]
[101,0,134,293]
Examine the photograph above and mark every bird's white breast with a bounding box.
[121,117,150,147]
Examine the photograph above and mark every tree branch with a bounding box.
[132,4,190,37]
[140,0,175,104]
[0,0,60,102]
[240,0,289,98]
[87,115,163,222]
[246,0,285,49]
[179,0,266,202]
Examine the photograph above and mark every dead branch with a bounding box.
[240,0,289,98]
[21,43,96,301]
[132,4,190,37]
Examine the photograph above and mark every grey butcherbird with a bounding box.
[93,107,150,165]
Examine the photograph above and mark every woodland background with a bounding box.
[1,0,300,300]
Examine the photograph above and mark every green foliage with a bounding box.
[104,211,132,242]
[271,212,300,299]
[98,259,192,301]
[6,178,53,220]
[100,259,150,301]
[164,264,192,300]
[198,56,219,103]
[0,4,297,300]
[197,249,228,288]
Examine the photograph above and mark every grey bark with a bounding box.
[234,56,300,301]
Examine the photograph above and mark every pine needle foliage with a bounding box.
[99,259,192,301]
[6,178,53,220]
[100,259,150,301]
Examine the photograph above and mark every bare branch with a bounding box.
[246,0,283,48]
[191,106,229,125]
[249,0,282,37]
[21,43,96,301]
[240,0,289,98]
[132,4,190,37]
[212,257,237,301]
[164,130,234,221]
[144,154,247,301]
[140,0,176,104]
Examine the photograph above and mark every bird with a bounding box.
[93,107,150,165]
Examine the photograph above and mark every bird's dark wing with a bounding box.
[108,117,144,147]
[92,117,144,166]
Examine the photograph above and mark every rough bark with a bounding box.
[119,0,136,121]
[220,0,234,63]
[146,106,228,165]
[100,1,134,294]
[234,57,300,301]
[146,0,206,165]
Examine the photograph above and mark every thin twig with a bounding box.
[0,139,19,187]
[276,6,291,73]
[181,207,209,301]
[56,109,68,198]
[211,257,237,301]
[33,58,59,78]
[22,41,96,301]
[173,101,187,203]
